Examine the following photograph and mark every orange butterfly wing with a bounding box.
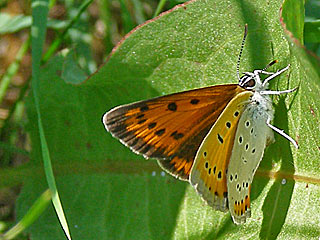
[103,84,246,180]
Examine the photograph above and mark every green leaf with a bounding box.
[61,49,88,84]
[15,0,320,239]
[281,0,305,43]
[304,20,320,43]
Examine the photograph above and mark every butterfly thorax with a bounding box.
[249,91,274,123]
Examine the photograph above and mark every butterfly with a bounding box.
[102,25,298,224]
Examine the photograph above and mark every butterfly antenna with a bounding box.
[237,24,248,81]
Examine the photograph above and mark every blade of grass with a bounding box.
[0,37,30,164]
[2,189,51,240]
[153,0,167,18]
[132,0,146,24]
[0,37,30,106]
[31,0,71,239]
[0,76,30,138]
[119,0,136,34]
[97,0,114,54]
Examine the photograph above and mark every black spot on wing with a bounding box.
[168,102,177,111]
[190,99,199,104]
[138,119,146,124]
[218,134,224,144]
[170,131,184,140]
[148,122,157,129]
[155,129,165,136]
[140,105,149,112]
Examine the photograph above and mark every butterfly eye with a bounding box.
[239,74,255,89]
[243,78,256,88]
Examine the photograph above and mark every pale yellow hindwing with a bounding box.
[190,91,253,212]
[227,100,274,224]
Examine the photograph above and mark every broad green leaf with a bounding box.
[281,0,305,43]
[61,49,88,84]
[304,20,320,43]
[14,0,320,239]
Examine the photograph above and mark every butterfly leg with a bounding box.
[262,64,290,86]
[258,70,276,75]
[266,118,299,149]
[260,87,297,95]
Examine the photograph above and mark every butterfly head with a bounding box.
[238,70,265,91]
[238,59,286,92]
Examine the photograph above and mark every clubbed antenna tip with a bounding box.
[263,59,278,71]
